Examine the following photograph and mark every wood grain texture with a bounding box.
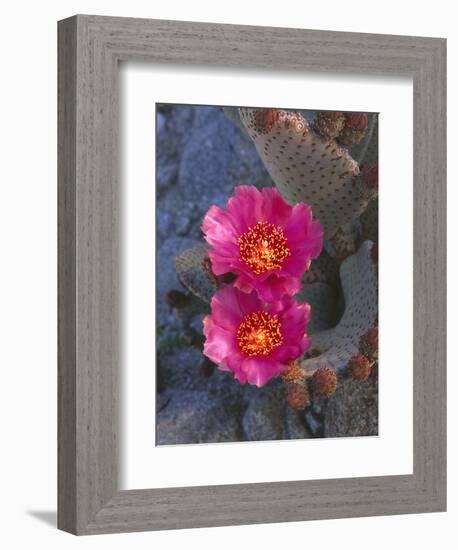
[57,14,446,535]
[58,16,78,534]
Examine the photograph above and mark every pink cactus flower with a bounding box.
[202,185,323,301]
[203,285,311,387]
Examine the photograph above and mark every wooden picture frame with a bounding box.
[58,14,446,535]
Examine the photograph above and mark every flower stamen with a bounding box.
[237,311,283,356]
[238,221,291,274]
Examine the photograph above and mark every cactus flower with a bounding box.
[202,185,323,302]
[203,285,311,387]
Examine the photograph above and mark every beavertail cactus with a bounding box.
[299,240,378,376]
[328,223,360,260]
[239,108,377,240]
[159,104,379,442]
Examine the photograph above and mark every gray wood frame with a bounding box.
[58,14,446,535]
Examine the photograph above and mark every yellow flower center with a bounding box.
[237,311,283,356]
[238,221,291,274]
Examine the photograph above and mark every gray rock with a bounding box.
[157,342,245,402]
[157,340,202,392]
[156,390,242,445]
[157,163,178,194]
[242,382,286,441]
[156,209,175,244]
[156,112,166,135]
[324,369,378,437]
[157,105,194,163]
[285,407,313,440]
[175,213,192,236]
[304,409,324,436]
[157,235,196,330]
[176,107,269,222]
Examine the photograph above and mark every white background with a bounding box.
[0,1,454,549]
[122,66,413,489]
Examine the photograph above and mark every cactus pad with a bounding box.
[300,240,378,375]
[239,108,376,239]
[175,245,216,303]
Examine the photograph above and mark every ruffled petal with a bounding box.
[201,205,239,247]
[259,186,292,226]
[241,357,287,387]
[202,316,237,364]
[201,185,324,302]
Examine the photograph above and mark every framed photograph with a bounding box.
[58,15,446,535]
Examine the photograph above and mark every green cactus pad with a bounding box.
[239,108,376,239]
[175,245,216,303]
[300,240,378,375]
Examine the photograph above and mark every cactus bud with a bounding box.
[361,163,378,189]
[253,108,281,134]
[314,111,345,139]
[281,361,306,384]
[166,289,191,309]
[312,367,338,397]
[360,326,378,361]
[348,355,371,381]
[287,382,311,410]
[338,112,369,146]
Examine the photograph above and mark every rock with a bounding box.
[324,369,378,437]
[304,409,324,436]
[285,407,313,439]
[156,390,242,444]
[157,342,245,402]
[157,105,194,162]
[157,163,178,194]
[156,209,175,244]
[242,382,286,441]
[157,341,202,392]
[175,213,192,236]
[156,112,166,135]
[177,107,269,222]
[156,236,197,330]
